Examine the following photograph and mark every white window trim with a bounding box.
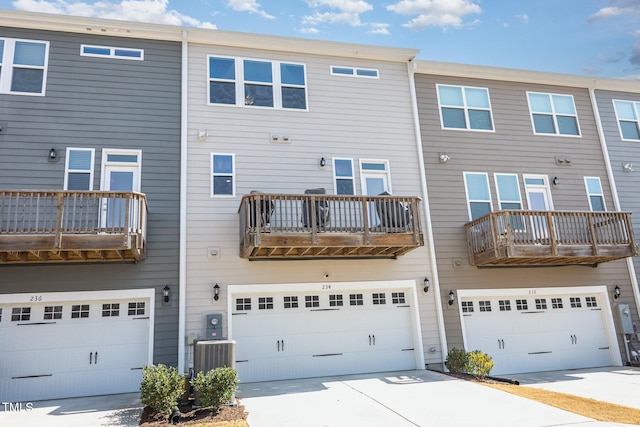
[494,173,522,210]
[99,148,143,192]
[80,44,144,61]
[523,174,554,210]
[584,176,606,211]
[207,55,308,111]
[64,147,95,190]
[330,65,379,79]
[526,91,581,137]
[332,157,355,195]
[436,84,495,133]
[463,172,493,221]
[0,37,50,96]
[612,99,640,141]
[359,159,391,195]
[211,152,236,198]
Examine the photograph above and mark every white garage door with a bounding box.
[0,289,153,402]
[229,281,423,383]
[459,286,621,376]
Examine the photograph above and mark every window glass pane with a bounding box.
[590,196,605,212]
[14,41,45,66]
[552,95,576,114]
[280,63,304,85]
[614,100,637,120]
[585,178,602,194]
[106,154,138,163]
[213,176,233,195]
[282,86,306,109]
[465,88,489,108]
[356,69,378,77]
[213,155,233,173]
[11,68,43,93]
[336,179,354,195]
[439,86,463,106]
[361,163,386,171]
[620,121,640,140]
[245,84,273,107]
[525,177,545,185]
[244,60,272,83]
[67,173,90,190]
[496,175,519,201]
[466,174,490,199]
[83,46,110,56]
[442,107,466,128]
[0,40,4,59]
[69,150,92,170]
[114,49,142,58]
[533,114,555,133]
[332,67,353,75]
[468,109,492,130]
[529,93,552,113]
[501,202,522,210]
[210,57,235,79]
[210,81,235,104]
[470,202,491,219]
[335,159,353,177]
[557,116,579,135]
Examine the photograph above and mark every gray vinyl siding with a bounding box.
[0,27,182,366]
[415,73,634,356]
[186,44,443,366]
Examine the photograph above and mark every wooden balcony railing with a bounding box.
[465,210,637,267]
[239,193,424,259]
[0,190,147,264]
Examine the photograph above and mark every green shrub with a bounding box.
[140,364,186,415]
[465,350,495,378]
[445,347,469,374]
[192,367,239,412]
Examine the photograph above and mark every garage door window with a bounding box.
[392,292,405,304]
[71,304,90,319]
[570,297,582,308]
[102,303,120,317]
[479,301,491,312]
[128,302,145,315]
[516,299,528,310]
[329,294,343,306]
[535,298,547,309]
[586,297,597,307]
[498,300,511,311]
[461,301,474,312]
[284,296,298,308]
[372,293,386,305]
[0,308,2,321]
[236,298,251,311]
[11,307,30,321]
[258,297,274,310]
[44,305,62,320]
[551,298,563,308]
[305,295,319,308]
[349,294,363,306]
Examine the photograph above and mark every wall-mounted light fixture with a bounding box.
[49,148,57,161]
[552,176,559,187]
[423,278,430,293]
[438,153,450,163]
[320,157,326,167]
[623,163,634,173]
[448,291,455,306]
[163,285,170,303]
[213,283,220,301]
[614,285,621,300]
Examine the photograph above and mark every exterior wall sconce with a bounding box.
[614,285,621,299]
[552,176,559,187]
[163,285,170,303]
[423,278,430,293]
[439,153,450,163]
[49,148,57,161]
[213,283,220,301]
[448,291,455,306]
[320,157,326,167]
[623,163,634,172]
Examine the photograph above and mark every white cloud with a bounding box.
[306,0,372,14]
[517,13,529,24]
[368,22,390,35]
[299,26,319,34]
[12,0,218,28]
[588,0,640,22]
[386,0,481,30]
[302,0,372,28]
[302,11,363,26]
[226,0,274,20]
[597,52,626,63]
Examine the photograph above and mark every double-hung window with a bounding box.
[464,172,492,220]
[0,38,50,95]
[613,100,640,141]
[333,158,355,195]
[208,56,307,110]
[65,148,95,190]
[211,153,235,197]
[527,92,580,136]
[584,177,606,211]
[437,84,494,131]
[495,173,523,229]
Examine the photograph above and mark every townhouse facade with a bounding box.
[414,61,640,375]
[0,13,183,401]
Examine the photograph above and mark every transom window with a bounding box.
[65,148,95,190]
[330,66,379,78]
[44,305,63,320]
[515,299,528,311]
[437,84,494,131]
[284,296,299,308]
[329,294,343,307]
[535,298,547,310]
[498,300,511,311]
[464,172,492,220]
[305,295,320,308]
[71,304,90,318]
[372,293,386,305]
[478,301,491,312]
[392,292,406,304]
[334,158,355,195]
[0,38,50,95]
[584,177,606,211]
[81,44,143,60]
[349,294,364,306]
[551,298,563,309]
[461,301,474,313]
[102,303,120,317]
[11,307,31,321]
[527,92,580,136]
[208,56,307,110]
[613,100,640,140]
[236,298,251,311]
[128,302,146,316]
[258,297,274,310]
[211,153,235,197]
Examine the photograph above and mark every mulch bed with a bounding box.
[139,402,248,426]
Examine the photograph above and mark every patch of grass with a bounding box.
[484,383,640,425]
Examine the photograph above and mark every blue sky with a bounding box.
[1,0,640,79]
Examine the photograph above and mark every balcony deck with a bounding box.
[239,193,424,260]
[0,190,147,264]
[465,210,637,267]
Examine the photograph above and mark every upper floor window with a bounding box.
[81,45,144,60]
[330,66,379,78]
[464,172,492,220]
[0,38,49,95]
[437,84,494,131]
[494,174,522,210]
[613,100,640,141]
[208,56,307,110]
[527,92,580,136]
[65,148,95,190]
[584,177,605,211]
[211,153,235,197]
[333,158,355,195]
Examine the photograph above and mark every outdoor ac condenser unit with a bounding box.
[193,340,236,374]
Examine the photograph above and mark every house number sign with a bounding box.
[322,284,331,290]
[29,296,44,302]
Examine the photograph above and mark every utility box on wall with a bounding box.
[616,303,634,334]
[205,313,224,339]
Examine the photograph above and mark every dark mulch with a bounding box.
[139,401,248,426]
